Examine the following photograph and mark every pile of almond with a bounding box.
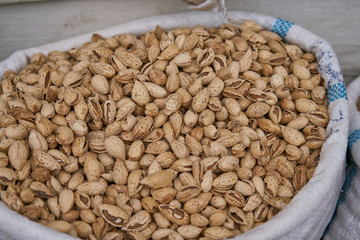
[0,20,328,239]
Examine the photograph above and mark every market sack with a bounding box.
[323,74,360,240]
[0,10,348,240]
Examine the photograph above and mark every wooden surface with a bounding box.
[0,0,46,4]
[0,0,359,84]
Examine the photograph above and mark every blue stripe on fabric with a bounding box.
[327,82,348,103]
[318,60,343,86]
[348,129,360,150]
[271,18,294,39]
[316,49,347,102]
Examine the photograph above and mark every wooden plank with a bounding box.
[0,0,48,4]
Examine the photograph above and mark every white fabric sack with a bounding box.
[0,11,348,240]
[323,75,360,240]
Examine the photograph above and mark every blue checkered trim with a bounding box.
[271,18,294,39]
[327,83,348,103]
[348,129,360,150]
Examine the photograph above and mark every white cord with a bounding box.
[186,0,243,26]
[218,0,243,27]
